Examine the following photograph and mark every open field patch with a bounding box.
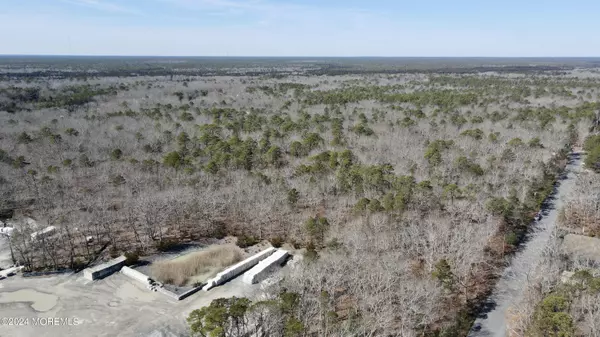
[150,244,243,286]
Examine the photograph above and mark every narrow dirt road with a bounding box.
[469,152,583,337]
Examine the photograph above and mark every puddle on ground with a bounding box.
[0,289,58,312]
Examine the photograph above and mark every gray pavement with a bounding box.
[469,152,583,337]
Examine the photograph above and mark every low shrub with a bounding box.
[236,235,259,248]
[269,236,284,248]
[124,251,140,266]
[155,239,179,252]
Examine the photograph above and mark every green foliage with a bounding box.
[583,134,600,172]
[570,269,600,292]
[0,148,13,165]
[303,86,478,109]
[12,156,29,168]
[109,174,126,186]
[399,117,417,128]
[442,184,461,204]
[40,84,115,110]
[177,131,190,148]
[47,165,60,174]
[460,128,484,140]
[284,317,305,337]
[488,131,500,142]
[302,132,324,152]
[287,188,299,205]
[78,154,93,167]
[289,141,305,158]
[269,236,284,248]
[62,159,73,167]
[455,156,484,176]
[470,116,484,124]
[236,235,259,248]
[382,192,395,211]
[486,197,511,217]
[187,297,251,337]
[584,146,600,172]
[352,123,375,136]
[305,216,330,244]
[424,140,454,166]
[508,137,524,147]
[353,197,370,213]
[330,117,345,145]
[49,133,62,144]
[110,148,123,160]
[124,251,140,266]
[155,239,179,252]
[17,132,33,144]
[528,137,543,148]
[180,112,194,121]
[583,134,600,152]
[64,128,79,136]
[432,259,454,290]
[501,148,516,162]
[450,114,468,127]
[367,198,383,212]
[265,145,282,166]
[530,295,574,337]
[163,151,184,169]
[505,231,519,246]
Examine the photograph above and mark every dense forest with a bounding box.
[1,58,600,336]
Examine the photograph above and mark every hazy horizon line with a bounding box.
[1,54,600,59]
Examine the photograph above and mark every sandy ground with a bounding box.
[0,271,260,337]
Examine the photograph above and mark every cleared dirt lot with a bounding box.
[0,272,260,337]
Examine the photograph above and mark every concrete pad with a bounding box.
[0,289,58,311]
[561,234,600,263]
[242,249,289,284]
[0,271,260,337]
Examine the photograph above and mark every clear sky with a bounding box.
[1,0,599,57]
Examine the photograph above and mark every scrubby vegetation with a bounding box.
[508,147,600,336]
[151,245,243,286]
[1,57,599,336]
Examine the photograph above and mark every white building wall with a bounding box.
[203,247,276,291]
[120,266,150,284]
[83,256,127,281]
[242,250,289,285]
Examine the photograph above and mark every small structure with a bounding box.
[561,234,600,264]
[243,249,289,285]
[0,266,24,278]
[30,226,56,240]
[83,255,127,281]
[0,226,13,237]
[121,266,151,284]
[203,247,276,291]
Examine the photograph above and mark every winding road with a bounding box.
[468,152,583,337]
